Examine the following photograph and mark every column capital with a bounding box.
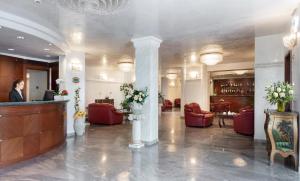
[131,36,162,48]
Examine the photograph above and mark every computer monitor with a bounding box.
[43,90,54,101]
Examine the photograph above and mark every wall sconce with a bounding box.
[189,71,200,79]
[283,15,299,49]
[71,58,82,71]
[283,33,297,49]
[169,80,176,87]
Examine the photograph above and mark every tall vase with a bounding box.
[277,102,286,112]
[74,118,85,136]
[129,102,145,149]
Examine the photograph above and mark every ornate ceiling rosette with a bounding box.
[56,0,129,15]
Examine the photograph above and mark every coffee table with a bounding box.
[216,112,236,128]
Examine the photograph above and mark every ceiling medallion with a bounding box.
[56,0,129,15]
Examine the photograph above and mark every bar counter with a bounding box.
[0,100,68,167]
[210,95,254,112]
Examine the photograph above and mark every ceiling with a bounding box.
[0,26,63,61]
[0,0,298,71]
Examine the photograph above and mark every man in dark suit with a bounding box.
[9,79,25,102]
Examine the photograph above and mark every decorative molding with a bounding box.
[0,52,58,63]
[254,61,284,68]
[0,10,68,52]
[131,36,162,48]
[86,78,124,84]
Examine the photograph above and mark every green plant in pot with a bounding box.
[265,81,294,112]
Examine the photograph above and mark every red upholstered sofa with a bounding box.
[174,98,181,108]
[184,103,214,127]
[161,99,173,112]
[233,107,254,136]
[88,103,123,125]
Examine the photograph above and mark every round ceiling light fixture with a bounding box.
[118,55,134,72]
[56,0,129,15]
[200,45,223,66]
[166,73,177,80]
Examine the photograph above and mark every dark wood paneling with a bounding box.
[0,102,66,167]
[210,96,254,113]
[213,78,254,96]
[0,55,59,102]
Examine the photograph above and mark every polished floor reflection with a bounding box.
[0,111,299,181]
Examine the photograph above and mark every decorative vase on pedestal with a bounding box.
[74,118,85,136]
[129,102,145,149]
[277,102,286,112]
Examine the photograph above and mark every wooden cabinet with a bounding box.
[264,110,299,170]
[95,98,114,105]
[0,101,66,167]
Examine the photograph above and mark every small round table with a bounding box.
[216,112,236,128]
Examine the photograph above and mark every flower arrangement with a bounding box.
[265,81,294,112]
[120,83,148,106]
[74,87,86,120]
[61,90,68,96]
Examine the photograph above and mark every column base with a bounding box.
[143,139,159,146]
[129,142,145,149]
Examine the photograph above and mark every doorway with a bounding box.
[26,69,48,101]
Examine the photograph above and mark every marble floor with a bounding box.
[0,111,299,181]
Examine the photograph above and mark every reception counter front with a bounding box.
[0,100,68,167]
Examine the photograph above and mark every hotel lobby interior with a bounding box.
[0,0,300,180]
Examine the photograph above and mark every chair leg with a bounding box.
[269,151,276,166]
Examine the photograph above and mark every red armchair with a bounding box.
[161,99,173,112]
[88,103,123,125]
[184,103,214,127]
[233,107,254,136]
[174,98,181,108]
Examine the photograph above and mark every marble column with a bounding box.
[59,51,85,135]
[180,67,186,117]
[132,36,162,145]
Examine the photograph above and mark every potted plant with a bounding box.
[54,89,69,100]
[120,83,134,111]
[121,83,148,148]
[265,81,294,112]
[73,87,86,136]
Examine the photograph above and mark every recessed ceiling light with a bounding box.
[17,36,24,40]
[45,55,51,57]
[44,48,50,51]
[8,48,15,51]
[71,32,83,44]
[34,0,41,4]
[0,26,2,29]
[48,43,52,46]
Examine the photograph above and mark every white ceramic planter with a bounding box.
[74,118,85,136]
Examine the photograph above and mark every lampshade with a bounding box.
[200,52,223,66]
[118,56,134,72]
[166,73,177,80]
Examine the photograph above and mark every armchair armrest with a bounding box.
[189,112,205,119]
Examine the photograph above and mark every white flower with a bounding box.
[270,87,274,92]
[273,92,278,98]
[289,90,294,95]
[126,95,131,99]
[139,98,142,101]
[277,87,282,92]
[279,92,285,98]
[134,95,139,100]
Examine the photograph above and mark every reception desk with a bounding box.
[0,100,67,167]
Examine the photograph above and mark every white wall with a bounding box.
[161,77,181,102]
[59,51,86,135]
[254,33,287,140]
[85,66,133,109]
